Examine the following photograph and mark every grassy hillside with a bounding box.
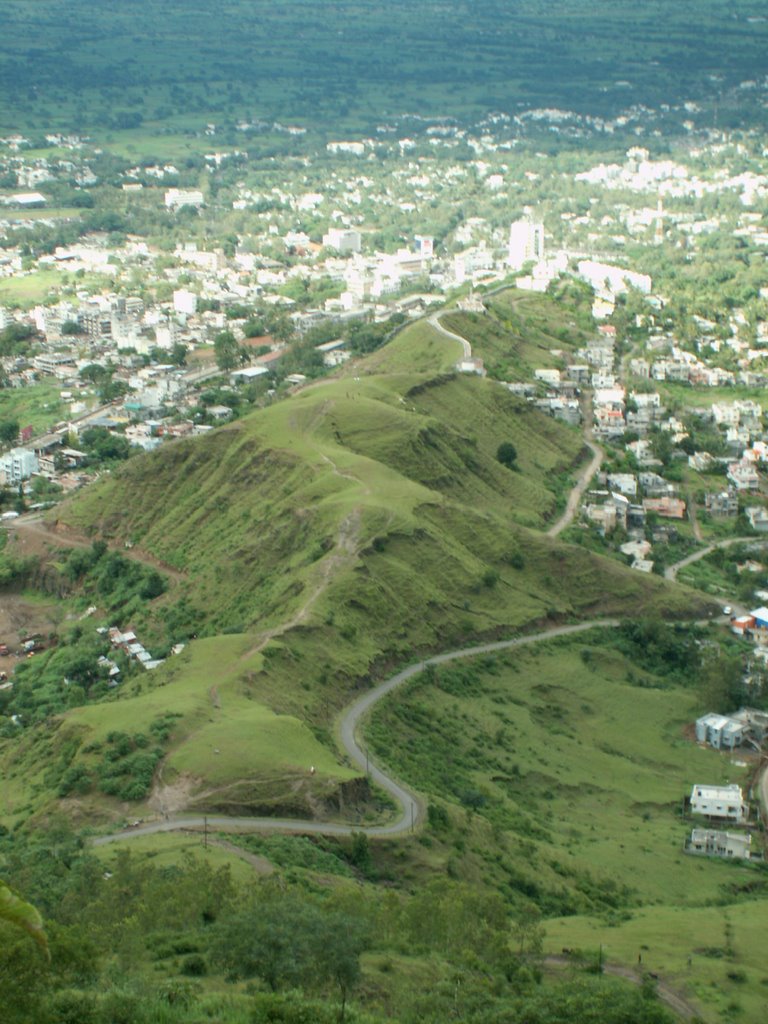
[443,285,595,382]
[367,632,767,1019]
[0,316,709,823]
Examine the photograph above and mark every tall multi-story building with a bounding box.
[322,228,362,254]
[508,212,544,270]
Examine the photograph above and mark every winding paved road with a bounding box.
[427,311,473,359]
[664,535,768,582]
[92,619,619,847]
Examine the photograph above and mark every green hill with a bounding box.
[1,315,708,825]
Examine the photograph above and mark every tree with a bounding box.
[169,341,188,367]
[79,363,110,385]
[510,903,544,962]
[213,894,321,990]
[0,419,19,445]
[315,912,369,1022]
[699,647,743,713]
[348,832,371,874]
[0,323,35,357]
[496,442,518,469]
[211,889,368,1020]
[214,330,245,372]
[80,427,132,462]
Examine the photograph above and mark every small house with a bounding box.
[690,784,748,823]
[686,829,758,861]
[695,713,748,750]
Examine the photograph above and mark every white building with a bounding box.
[154,323,177,350]
[0,448,39,486]
[577,259,651,296]
[230,366,269,384]
[508,213,545,270]
[606,473,638,497]
[414,235,434,259]
[322,228,362,254]
[326,141,365,156]
[173,289,198,316]
[690,784,748,823]
[534,368,561,386]
[687,829,756,861]
[164,189,204,210]
[695,713,748,751]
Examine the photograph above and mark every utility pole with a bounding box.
[203,815,208,849]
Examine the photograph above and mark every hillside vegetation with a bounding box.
[1,315,708,823]
[368,632,768,1021]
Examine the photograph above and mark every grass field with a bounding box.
[658,382,768,413]
[0,207,83,222]
[677,542,768,603]
[0,380,66,434]
[0,269,65,308]
[549,902,768,1023]
[366,633,767,1020]
[362,319,464,375]
[92,831,266,886]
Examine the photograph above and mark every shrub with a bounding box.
[496,442,518,468]
[181,953,208,977]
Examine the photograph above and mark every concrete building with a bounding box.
[727,460,759,492]
[165,189,204,210]
[695,713,748,750]
[322,228,362,254]
[686,829,757,860]
[173,289,198,316]
[508,213,544,270]
[32,353,76,377]
[746,506,768,532]
[705,489,739,517]
[79,300,114,338]
[642,496,687,519]
[0,447,39,485]
[606,473,637,497]
[690,784,748,824]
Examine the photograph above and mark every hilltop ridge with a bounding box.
[0,316,705,824]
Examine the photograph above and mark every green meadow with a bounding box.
[367,633,766,1019]
[0,380,66,435]
[0,270,66,308]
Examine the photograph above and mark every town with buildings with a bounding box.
[2,93,768,864]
